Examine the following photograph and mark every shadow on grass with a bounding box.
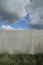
[0,53,43,65]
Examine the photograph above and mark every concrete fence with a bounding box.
[0,30,43,54]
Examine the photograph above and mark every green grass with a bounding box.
[0,53,43,65]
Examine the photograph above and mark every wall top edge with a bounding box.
[0,29,43,31]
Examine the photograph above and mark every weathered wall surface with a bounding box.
[0,30,43,54]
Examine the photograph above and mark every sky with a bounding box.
[0,0,31,30]
[28,0,43,29]
[0,20,30,30]
[0,12,32,30]
[0,0,43,30]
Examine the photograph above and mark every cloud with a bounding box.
[0,0,30,23]
[28,0,43,29]
[1,25,14,30]
[1,25,25,30]
[1,0,43,29]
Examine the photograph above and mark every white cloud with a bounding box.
[1,25,25,30]
[0,0,30,23]
[1,25,14,30]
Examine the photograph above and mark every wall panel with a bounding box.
[0,30,43,54]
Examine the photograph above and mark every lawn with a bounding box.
[0,53,43,65]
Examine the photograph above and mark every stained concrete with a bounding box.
[0,30,43,54]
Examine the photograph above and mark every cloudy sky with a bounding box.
[0,0,43,30]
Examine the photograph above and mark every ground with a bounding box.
[0,53,43,65]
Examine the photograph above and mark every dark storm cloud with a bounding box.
[0,0,30,23]
[28,0,43,29]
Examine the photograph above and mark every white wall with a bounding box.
[0,30,43,54]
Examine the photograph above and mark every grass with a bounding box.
[0,53,43,65]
